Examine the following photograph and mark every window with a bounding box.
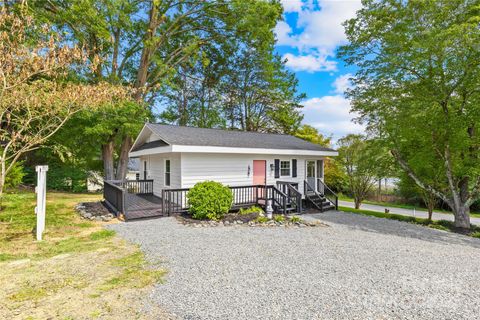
[165,160,171,186]
[280,160,290,176]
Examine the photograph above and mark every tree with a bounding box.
[294,125,331,146]
[50,102,150,181]
[337,135,377,209]
[339,0,480,229]
[0,6,127,197]
[159,1,304,133]
[34,0,296,179]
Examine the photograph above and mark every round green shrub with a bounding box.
[187,181,233,220]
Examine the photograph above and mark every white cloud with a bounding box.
[276,0,362,73]
[283,52,337,72]
[274,21,296,47]
[301,95,364,140]
[280,0,305,12]
[332,73,353,94]
[294,1,362,53]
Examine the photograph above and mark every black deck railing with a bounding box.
[317,178,338,210]
[104,179,334,219]
[276,181,302,213]
[162,184,300,216]
[104,179,154,218]
[117,179,153,194]
[104,180,126,215]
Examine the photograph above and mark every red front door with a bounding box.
[253,160,266,185]
[253,160,266,199]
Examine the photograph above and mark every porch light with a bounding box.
[247,165,251,176]
[270,163,275,172]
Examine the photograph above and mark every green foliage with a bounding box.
[187,181,233,220]
[238,205,264,215]
[295,125,331,147]
[337,135,377,207]
[254,216,269,223]
[5,161,25,189]
[339,0,480,226]
[290,216,301,223]
[24,162,88,192]
[273,215,285,223]
[324,158,348,193]
[158,0,303,134]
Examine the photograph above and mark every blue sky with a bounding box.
[275,0,364,141]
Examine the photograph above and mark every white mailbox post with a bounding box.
[35,165,48,241]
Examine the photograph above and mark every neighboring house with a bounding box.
[104,123,339,220]
[87,159,140,192]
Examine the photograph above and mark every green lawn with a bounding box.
[0,190,166,319]
[338,194,480,218]
[339,206,480,238]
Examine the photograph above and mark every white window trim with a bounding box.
[280,160,291,177]
[164,159,171,187]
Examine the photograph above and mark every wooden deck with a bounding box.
[124,194,165,220]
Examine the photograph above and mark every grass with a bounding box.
[99,251,166,291]
[0,190,167,318]
[338,193,480,218]
[339,206,480,236]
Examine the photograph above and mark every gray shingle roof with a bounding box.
[142,123,335,152]
[131,139,169,152]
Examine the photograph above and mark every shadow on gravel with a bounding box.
[308,211,480,249]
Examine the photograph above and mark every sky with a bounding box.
[275,0,364,141]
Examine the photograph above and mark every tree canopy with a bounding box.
[339,0,480,229]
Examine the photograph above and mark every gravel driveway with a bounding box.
[109,211,480,320]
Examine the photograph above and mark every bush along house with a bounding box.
[104,123,339,220]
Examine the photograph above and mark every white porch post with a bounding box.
[35,165,48,241]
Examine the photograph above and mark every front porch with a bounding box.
[103,179,338,221]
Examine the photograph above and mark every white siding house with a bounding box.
[129,124,338,198]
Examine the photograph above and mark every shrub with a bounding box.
[238,205,264,215]
[273,215,285,223]
[187,181,233,220]
[5,161,25,189]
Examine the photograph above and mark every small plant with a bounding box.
[254,216,269,223]
[238,205,264,215]
[470,232,480,238]
[290,216,301,223]
[187,181,233,220]
[273,215,285,223]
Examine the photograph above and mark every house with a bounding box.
[104,123,339,220]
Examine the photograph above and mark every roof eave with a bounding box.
[130,144,338,157]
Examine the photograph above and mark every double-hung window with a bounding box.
[165,159,171,186]
[280,160,290,177]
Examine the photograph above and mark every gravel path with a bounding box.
[338,200,480,225]
[109,212,480,320]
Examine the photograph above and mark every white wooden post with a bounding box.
[35,165,48,241]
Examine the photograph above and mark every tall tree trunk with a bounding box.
[102,140,115,180]
[452,201,471,230]
[115,136,133,180]
[0,159,5,203]
[354,198,361,209]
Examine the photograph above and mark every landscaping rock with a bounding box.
[75,202,115,222]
